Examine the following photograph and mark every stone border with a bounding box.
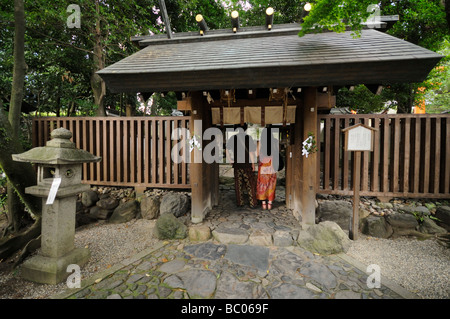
[334,253,420,299]
[50,241,169,299]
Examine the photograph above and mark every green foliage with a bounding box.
[337,85,386,114]
[220,0,306,27]
[298,0,449,114]
[2,0,165,116]
[149,92,178,116]
[165,0,228,31]
[298,0,449,44]
[423,39,450,113]
[298,0,375,37]
[412,211,441,224]
[2,0,449,117]
[381,0,448,52]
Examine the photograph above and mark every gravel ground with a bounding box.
[347,234,450,299]
[0,218,158,299]
[0,218,448,299]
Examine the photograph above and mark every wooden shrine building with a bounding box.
[97,22,442,225]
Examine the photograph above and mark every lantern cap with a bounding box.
[12,128,101,165]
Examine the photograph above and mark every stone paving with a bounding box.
[52,187,416,300]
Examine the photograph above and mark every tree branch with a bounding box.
[31,29,94,56]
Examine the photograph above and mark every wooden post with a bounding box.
[292,100,303,221]
[350,151,361,240]
[189,91,215,223]
[300,87,318,226]
[342,123,377,240]
[190,91,206,223]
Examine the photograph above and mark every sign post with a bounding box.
[342,123,377,240]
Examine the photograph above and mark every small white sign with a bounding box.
[46,177,62,205]
[346,126,373,151]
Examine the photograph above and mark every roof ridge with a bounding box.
[132,23,302,47]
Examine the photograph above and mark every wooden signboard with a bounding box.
[342,123,378,240]
[342,123,377,151]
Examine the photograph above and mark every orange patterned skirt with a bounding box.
[256,157,277,202]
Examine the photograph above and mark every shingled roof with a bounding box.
[97,23,442,93]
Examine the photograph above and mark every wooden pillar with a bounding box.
[285,144,293,209]
[211,161,219,206]
[203,98,214,212]
[292,100,303,221]
[189,91,213,223]
[300,87,318,226]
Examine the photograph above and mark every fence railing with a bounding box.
[317,114,450,199]
[33,117,191,189]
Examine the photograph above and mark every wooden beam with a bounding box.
[210,98,298,108]
[158,0,173,39]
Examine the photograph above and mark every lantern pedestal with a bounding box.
[20,247,90,285]
[13,128,101,284]
[21,183,91,284]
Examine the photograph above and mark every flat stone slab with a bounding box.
[184,242,227,260]
[335,290,361,299]
[273,230,294,247]
[270,258,302,277]
[224,244,269,272]
[157,259,186,274]
[177,269,217,298]
[215,271,266,299]
[248,230,273,246]
[212,227,249,244]
[268,283,316,299]
[163,275,185,289]
[298,261,337,290]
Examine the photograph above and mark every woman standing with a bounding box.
[256,127,279,210]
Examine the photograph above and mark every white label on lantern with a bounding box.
[46,177,62,205]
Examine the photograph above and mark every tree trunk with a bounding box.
[5,0,28,234]
[0,217,41,261]
[0,106,41,260]
[5,186,24,234]
[67,101,76,116]
[0,107,41,219]
[126,103,134,116]
[9,0,26,140]
[0,0,42,262]
[444,0,450,28]
[55,96,61,117]
[91,0,106,117]
[91,73,106,116]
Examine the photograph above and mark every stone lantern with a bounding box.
[12,127,101,284]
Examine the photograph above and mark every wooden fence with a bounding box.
[32,117,191,189]
[33,114,450,200]
[317,114,450,199]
